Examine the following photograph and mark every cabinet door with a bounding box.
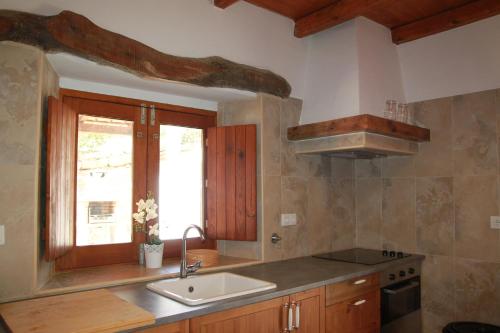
[325,289,380,333]
[289,287,325,333]
[139,320,189,333]
[190,297,287,333]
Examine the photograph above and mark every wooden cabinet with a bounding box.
[139,320,189,333]
[190,287,324,333]
[325,273,380,333]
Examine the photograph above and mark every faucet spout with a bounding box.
[180,224,206,278]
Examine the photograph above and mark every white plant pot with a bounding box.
[144,243,164,269]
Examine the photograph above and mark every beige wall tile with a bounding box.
[261,95,281,177]
[413,97,453,177]
[416,177,454,256]
[454,258,500,326]
[332,178,355,250]
[382,156,415,178]
[306,177,334,255]
[421,255,455,333]
[454,175,500,262]
[262,176,283,261]
[331,157,354,179]
[452,90,498,176]
[281,176,309,258]
[355,178,382,249]
[381,178,416,252]
[355,159,382,178]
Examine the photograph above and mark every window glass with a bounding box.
[76,115,133,246]
[159,125,204,240]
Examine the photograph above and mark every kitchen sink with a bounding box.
[146,272,277,306]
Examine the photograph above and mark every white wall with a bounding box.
[300,18,405,124]
[300,20,360,124]
[398,15,500,103]
[0,0,308,98]
[357,18,405,116]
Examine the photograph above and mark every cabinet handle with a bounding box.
[353,279,367,285]
[351,299,367,306]
[288,305,293,331]
[282,303,290,333]
[295,302,300,329]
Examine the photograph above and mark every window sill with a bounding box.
[37,256,260,297]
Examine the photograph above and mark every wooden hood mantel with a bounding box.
[287,114,430,158]
[0,10,291,98]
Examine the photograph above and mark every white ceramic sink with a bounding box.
[146,272,277,306]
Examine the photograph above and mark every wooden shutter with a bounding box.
[45,96,76,260]
[206,125,257,241]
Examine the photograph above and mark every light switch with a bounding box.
[0,225,4,245]
[281,214,297,227]
[490,216,500,229]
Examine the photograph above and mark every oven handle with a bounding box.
[382,281,420,295]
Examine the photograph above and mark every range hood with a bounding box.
[287,114,430,159]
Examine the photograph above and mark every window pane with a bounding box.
[76,115,133,246]
[159,125,203,240]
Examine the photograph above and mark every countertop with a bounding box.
[112,254,425,332]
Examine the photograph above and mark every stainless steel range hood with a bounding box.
[287,114,430,159]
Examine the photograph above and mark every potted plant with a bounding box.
[133,192,163,268]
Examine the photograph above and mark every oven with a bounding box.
[381,262,422,333]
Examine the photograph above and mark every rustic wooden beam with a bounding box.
[0,10,291,97]
[214,0,239,9]
[287,114,430,142]
[294,0,383,38]
[392,0,500,44]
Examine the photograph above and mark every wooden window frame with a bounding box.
[54,89,217,271]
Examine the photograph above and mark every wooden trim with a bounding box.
[59,89,217,118]
[294,0,383,38]
[214,0,239,9]
[287,114,430,142]
[0,10,291,97]
[392,0,500,44]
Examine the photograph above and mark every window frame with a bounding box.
[54,89,217,271]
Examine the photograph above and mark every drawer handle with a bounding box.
[351,299,367,306]
[353,279,367,285]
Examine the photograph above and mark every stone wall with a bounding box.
[218,94,356,261]
[0,42,58,302]
[354,89,500,332]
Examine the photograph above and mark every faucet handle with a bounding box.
[187,260,202,273]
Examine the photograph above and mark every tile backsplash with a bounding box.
[355,89,500,331]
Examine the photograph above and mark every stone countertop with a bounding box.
[112,254,424,331]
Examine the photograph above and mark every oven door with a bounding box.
[381,276,421,333]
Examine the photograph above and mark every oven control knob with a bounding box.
[408,267,415,274]
[389,273,396,280]
[389,251,396,257]
[383,250,389,256]
[399,270,406,277]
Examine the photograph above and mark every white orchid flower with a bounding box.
[145,210,158,221]
[136,199,147,211]
[132,211,145,224]
[148,223,160,237]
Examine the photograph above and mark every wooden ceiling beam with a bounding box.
[294,0,384,38]
[0,10,291,97]
[214,0,239,9]
[392,0,500,44]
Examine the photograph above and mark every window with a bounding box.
[49,90,217,270]
[46,89,257,270]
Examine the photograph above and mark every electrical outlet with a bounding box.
[281,214,297,227]
[0,225,4,245]
[490,216,500,229]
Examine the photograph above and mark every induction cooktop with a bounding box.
[313,248,410,265]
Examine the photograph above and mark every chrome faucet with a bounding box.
[180,224,206,278]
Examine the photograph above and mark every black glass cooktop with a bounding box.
[313,248,410,265]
